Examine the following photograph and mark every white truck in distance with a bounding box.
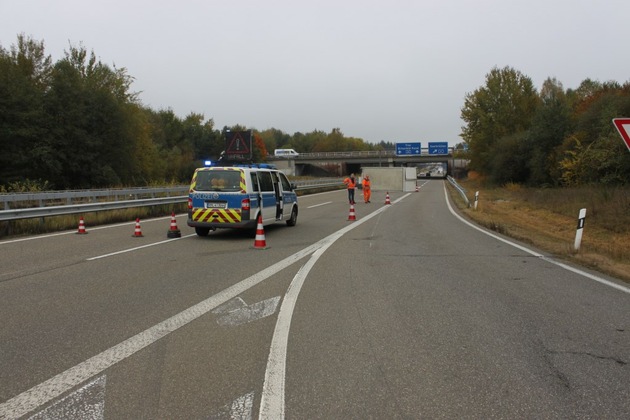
[274,149,299,158]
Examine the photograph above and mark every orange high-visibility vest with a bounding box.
[344,177,356,189]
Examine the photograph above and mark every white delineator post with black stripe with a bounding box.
[574,208,587,251]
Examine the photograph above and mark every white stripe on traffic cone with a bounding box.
[347,203,356,221]
[132,218,144,237]
[252,213,268,249]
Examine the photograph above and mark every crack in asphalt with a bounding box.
[549,349,627,366]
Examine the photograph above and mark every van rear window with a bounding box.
[195,170,242,192]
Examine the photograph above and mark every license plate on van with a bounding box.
[205,202,226,209]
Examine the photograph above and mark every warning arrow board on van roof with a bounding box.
[612,118,630,152]
[225,130,252,159]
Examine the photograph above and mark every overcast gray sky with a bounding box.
[2,0,629,146]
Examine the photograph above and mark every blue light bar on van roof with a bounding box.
[203,160,213,167]
[232,163,277,169]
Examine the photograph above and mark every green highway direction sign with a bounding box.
[613,118,630,152]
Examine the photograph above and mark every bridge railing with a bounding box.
[295,151,395,159]
[288,148,456,159]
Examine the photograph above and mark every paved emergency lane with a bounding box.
[286,181,630,418]
[1,182,628,419]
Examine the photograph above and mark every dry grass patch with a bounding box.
[448,178,630,284]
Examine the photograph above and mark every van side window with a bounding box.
[250,173,259,192]
[279,173,292,191]
[258,171,274,192]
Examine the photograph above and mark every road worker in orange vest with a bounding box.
[362,174,371,203]
[343,173,356,204]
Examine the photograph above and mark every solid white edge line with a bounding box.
[442,182,630,294]
[0,242,319,419]
[0,214,183,246]
[258,245,332,420]
[259,193,411,420]
[86,234,196,260]
[307,201,333,209]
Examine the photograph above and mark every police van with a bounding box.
[187,164,298,236]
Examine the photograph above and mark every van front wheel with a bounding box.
[286,207,298,226]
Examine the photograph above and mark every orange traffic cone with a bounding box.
[167,212,181,238]
[252,213,268,249]
[415,185,419,192]
[132,218,144,237]
[347,203,357,221]
[385,192,392,205]
[76,216,88,234]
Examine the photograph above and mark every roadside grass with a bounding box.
[447,176,630,284]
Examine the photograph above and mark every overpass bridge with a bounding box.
[269,149,468,177]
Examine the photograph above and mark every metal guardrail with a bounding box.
[0,197,188,221]
[0,179,345,222]
[447,176,470,207]
[0,186,189,209]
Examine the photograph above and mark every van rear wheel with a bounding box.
[195,227,210,237]
[286,207,298,226]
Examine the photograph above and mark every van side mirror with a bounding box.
[290,183,297,191]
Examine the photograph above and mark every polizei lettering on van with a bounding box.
[187,165,298,237]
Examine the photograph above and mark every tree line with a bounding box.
[460,66,630,186]
[5,35,626,191]
[1,35,388,191]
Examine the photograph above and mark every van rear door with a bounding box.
[278,172,296,218]
[271,171,283,220]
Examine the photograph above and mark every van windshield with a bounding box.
[195,170,242,192]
